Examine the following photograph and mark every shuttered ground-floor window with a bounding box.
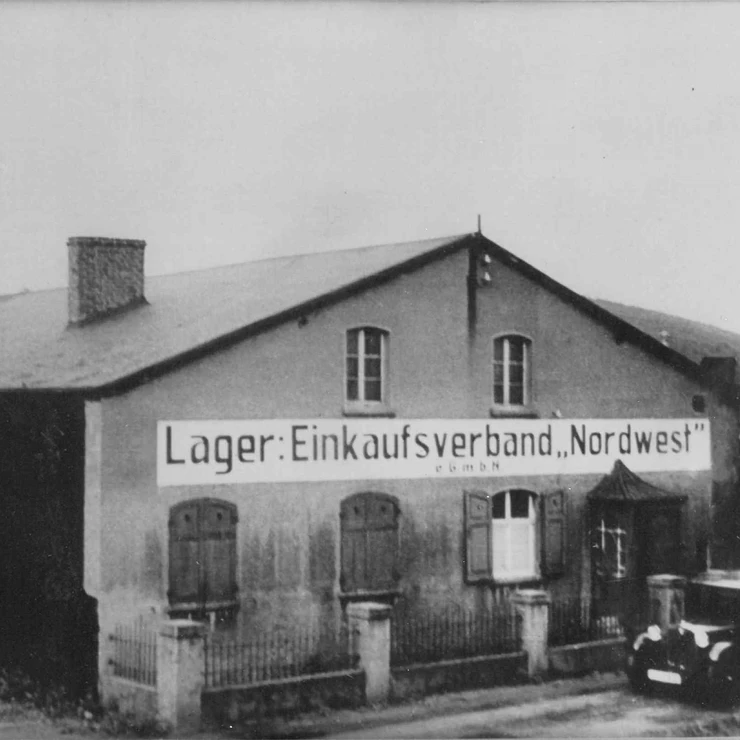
[465,488,566,584]
[168,498,238,614]
[340,492,400,595]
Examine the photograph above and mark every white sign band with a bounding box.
[156,418,711,487]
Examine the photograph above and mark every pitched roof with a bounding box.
[595,298,740,366]
[0,232,714,396]
[587,460,687,503]
[0,235,470,393]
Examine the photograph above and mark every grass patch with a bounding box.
[0,667,172,736]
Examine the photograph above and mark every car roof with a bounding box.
[690,574,740,591]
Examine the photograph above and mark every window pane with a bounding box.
[509,362,524,385]
[347,330,358,355]
[346,357,358,380]
[493,362,504,384]
[604,530,616,571]
[364,330,381,355]
[492,493,506,519]
[493,383,504,404]
[346,379,358,401]
[365,379,382,401]
[493,339,504,362]
[509,338,524,362]
[492,520,508,574]
[510,490,531,518]
[509,384,524,405]
[510,520,533,569]
[365,357,381,379]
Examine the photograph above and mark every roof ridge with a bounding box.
[145,233,473,283]
[0,233,473,298]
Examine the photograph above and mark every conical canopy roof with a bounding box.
[587,460,687,503]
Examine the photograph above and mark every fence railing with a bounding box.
[108,595,623,690]
[548,596,624,647]
[204,621,358,689]
[110,619,157,686]
[390,605,520,667]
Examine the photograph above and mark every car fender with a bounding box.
[709,642,734,663]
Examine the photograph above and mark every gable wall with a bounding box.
[87,247,733,637]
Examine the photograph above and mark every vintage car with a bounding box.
[627,574,740,705]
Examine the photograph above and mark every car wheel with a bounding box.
[683,669,711,707]
[717,673,740,707]
[628,660,652,695]
[708,664,740,708]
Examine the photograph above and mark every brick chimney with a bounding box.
[67,237,147,325]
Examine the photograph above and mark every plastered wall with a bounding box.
[86,248,733,636]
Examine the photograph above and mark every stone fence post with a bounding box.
[347,602,392,704]
[647,574,686,631]
[511,589,551,679]
[157,619,206,735]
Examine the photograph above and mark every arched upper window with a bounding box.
[168,498,238,615]
[340,492,400,594]
[493,334,532,408]
[346,327,389,406]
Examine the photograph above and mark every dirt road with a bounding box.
[329,686,740,738]
[1,675,737,738]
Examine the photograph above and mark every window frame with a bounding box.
[339,491,401,598]
[491,333,534,417]
[594,514,628,581]
[491,489,539,582]
[464,488,566,585]
[343,326,393,417]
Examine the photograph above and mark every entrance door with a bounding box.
[591,504,640,627]
[637,504,683,577]
[592,502,683,633]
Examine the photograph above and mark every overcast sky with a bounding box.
[2,1,740,333]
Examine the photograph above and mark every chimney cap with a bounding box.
[67,236,146,249]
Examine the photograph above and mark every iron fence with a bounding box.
[204,621,357,689]
[548,595,624,647]
[390,604,520,667]
[110,619,157,686]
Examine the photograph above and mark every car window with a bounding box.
[685,583,740,623]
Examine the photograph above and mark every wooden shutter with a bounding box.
[465,491,492,583]
[168,501,202,606]
[340,495,367,592]
[202,501,238,605]
[541,489,566,577]
[365,495,399,591]
[341,493,400,593]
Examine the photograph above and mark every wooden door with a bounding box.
[637,504,683,577]
[591,504,641,628]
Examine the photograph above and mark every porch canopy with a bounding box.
[587,460,688,503]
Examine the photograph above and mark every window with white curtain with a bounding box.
[491,489,538,580]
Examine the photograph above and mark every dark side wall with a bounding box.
[0,393,96,697]
[86,246,733,642]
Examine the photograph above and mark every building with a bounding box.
[0,232,737,696]
[594,298,740,571]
